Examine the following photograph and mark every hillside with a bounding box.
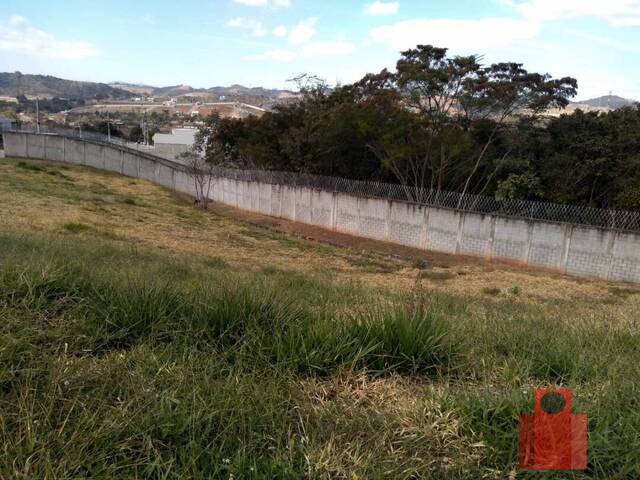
[0,156,638,477]
[572,94,636,110]
[0,72,134,100]
[111,81,298,100]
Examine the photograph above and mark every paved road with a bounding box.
[67,102,266,115]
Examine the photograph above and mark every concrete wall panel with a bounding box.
[174,170,193,195]
[335,193,359,235]
[44,135,65,162]
[295,187,312,224]
[103,147,123,174]
[122,152,139,178]
[528,222,566,269]
[566,227,614,278]
[609,231,640,282]
[3,132,28,157]
[311,189,334,228]
[84,143,104,169]
[236,181,250,211]
[259,183,272,215]
[137,157,156,182]
[270,185,283,217]
[280,186,296,220]
[459,213,492,256]
[65,138,85,165]
[389,202,425,248]
[156,164,174,189]
[26,134,45,159]
[358,197,388,240]
[248,182,260,212]
[492,217,530,261]
[426,208,459,254]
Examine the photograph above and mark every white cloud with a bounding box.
[227,17,266,37]
[244,49,297,62]
[370,17,540,51]
[288,17,318,45]
[512,0,640,26]
[273,25,288,37]
[365,1,400,15]
[0,15,100,60]
[301,40,356,57]
[232,0,291,7]
[370,1,640,56]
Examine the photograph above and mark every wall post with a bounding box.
[524,221,534,265]
[330,192,337,230]
[560,224,573,273]
[455,213,465,254]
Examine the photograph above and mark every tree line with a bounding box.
[197,45,640,210]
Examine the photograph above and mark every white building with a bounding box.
[153,127,198,159]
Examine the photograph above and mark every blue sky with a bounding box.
[1,0,639,100]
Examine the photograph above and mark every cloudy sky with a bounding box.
[2,0,640,100]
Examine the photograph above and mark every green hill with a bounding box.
[0,72,135,100]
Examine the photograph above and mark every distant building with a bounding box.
[0,115,16,131]
[153,127,198,159]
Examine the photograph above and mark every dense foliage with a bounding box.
[203,45,640,210]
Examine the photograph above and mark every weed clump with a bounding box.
[419,270,456,281]
[62,222,91,233]
[482,287,501,296]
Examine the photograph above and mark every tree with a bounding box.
[366,45,577,203]
[128,125,143,143]
[183,153,216,210]
[456,62,577,205]
[184,115,231,210]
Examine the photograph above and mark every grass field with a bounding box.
[1,157,639,479]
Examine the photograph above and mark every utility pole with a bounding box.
[143,110,148,146]
[36,97,40,133]
[107,110,111,141]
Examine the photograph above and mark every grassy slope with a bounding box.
[0,158,639,479]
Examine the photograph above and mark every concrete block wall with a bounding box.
[4,131,640,284]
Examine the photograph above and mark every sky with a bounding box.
[1,0,639,100]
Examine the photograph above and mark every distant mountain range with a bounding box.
[0,72,134,100]
[0,73,298,104]
[2,73,637,112]
[111,82,298,101]
[571,95,637,110]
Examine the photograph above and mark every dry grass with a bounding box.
[301,373,481,478]
[2,157,640,477]
[1,157,637,322]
